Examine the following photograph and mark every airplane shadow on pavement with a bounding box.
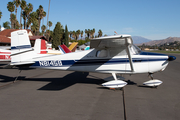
[1,71,153,90]
[23,72,105,91]
[0,74,26,82]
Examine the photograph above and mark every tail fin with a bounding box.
[34,39,47,54]
[69,42,78,52]
[11,30,32,54]
[58,45,66,54]
[60,44,71,53]
[11,30,34,65]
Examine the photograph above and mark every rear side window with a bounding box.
[96,50,107,57]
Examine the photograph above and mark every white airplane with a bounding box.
[9,30,176,89]
[0,39,48,62]
[0,49,11,61]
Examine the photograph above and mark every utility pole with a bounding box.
[46,0,51,35]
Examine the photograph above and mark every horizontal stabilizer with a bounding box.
[10,61,35,66]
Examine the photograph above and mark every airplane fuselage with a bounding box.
[9,30,176,88]
[29,48,169,74]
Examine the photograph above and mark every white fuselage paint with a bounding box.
[29,48,169,74]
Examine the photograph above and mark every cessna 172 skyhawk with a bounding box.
[9,30,176,89]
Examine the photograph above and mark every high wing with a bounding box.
[90,35,134,72]
[90,35,133,49]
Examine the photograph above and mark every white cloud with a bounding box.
[122,28,133,33]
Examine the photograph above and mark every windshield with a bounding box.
[130,45,141,54]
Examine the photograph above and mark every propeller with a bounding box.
[168,56,176,61]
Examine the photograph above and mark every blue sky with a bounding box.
[0,0,180,40]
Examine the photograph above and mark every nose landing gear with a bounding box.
[143,73,163,87]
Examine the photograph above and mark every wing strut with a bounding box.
[112,73,118,80]
[125,38,134,72]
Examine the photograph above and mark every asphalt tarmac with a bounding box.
[0,54,179,120]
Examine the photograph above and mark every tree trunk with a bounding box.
[20,9,22,29]
[10,13,13,29]
[15,8,17,28]
[37,17,41,35]
[24,17,26,29]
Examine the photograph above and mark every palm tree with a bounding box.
[69,31,73,40]
[27,3,33,16]
[46,21,52,37]
[46,29,50,41]
[27,12,37,29]
[26,3,33,28]
[36,5,46,34]
[0,11,2,27]
[22,7,28,29]
[14,0,21,28]
[80,30,83,39]
[7,2,15,29]
[31,19,39,35]
[85,29,87,38]
[91,28,95,38]
[0,11,2,20]
[3,21,11,29]
[85,29,91,39]
[76,30,80,40]
[48,21,52,30]
[22,3,33,29]
[20,0,26,29]
[72,31,76,40]
[11,13,16,29]
[98,29,103,37]
[41,25,46,35]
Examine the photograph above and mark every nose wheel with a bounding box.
[143,73,163,87]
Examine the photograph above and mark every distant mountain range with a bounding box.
[132,36,152,44]
[78,35,180,46]
[79,35,152,44]
[136,37,180,46]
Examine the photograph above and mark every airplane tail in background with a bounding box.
[34,39,47,54]
[69,42,78,52]
[58,45,66,54]
[58,44,71,54]
[10,30,34,65]
[0,49,11,61]
[11,30,32,54]
[60,44,71,53]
